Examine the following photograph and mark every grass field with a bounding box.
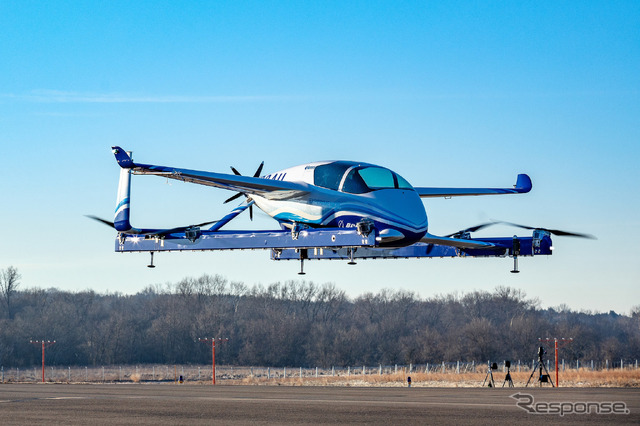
[232,369,640,388]
[3,365,639,387]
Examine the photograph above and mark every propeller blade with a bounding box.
[544,229,596,239]
[231,162,264,178]
[85,215,115,229]
[444,222,497,238]
[443,220,596,240]
[253,161,264,178]
[249,204,253,221]
[497,221,596,239]
[224,192,244,204]
[225,162,263,207]
[155,219,220,236]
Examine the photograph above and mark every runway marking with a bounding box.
[0,396,88,403]
[45,397,87,400]
[186,396,516,408]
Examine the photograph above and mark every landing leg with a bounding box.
[147,252,156,268]
[348,248,357,265]
[298,249,307,275]
[298,258,306,275]
[510,256,519,273]
[511,236,520,273]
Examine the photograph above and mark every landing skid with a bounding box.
[117,229,552,273]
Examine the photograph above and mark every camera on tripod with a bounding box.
[526,346,554,387]
[503,360,514,387]
[482,362,498,387]
[482,360,514,388]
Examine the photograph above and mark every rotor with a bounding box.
[445,221,596,240]
[223,162,264,220]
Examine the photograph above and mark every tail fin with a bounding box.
[112,146,134,168]
[114,151,133,231]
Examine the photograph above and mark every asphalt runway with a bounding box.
[0,384,638,425]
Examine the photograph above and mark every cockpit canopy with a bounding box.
[313,161,413,194]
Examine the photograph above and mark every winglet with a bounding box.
[515,174,532,193]
[112,146,134,168]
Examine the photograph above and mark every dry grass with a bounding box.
[227,369,640,388]
[553,369,640,387]
[5,365,638,387]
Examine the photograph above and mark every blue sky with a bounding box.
[1,1,638,313]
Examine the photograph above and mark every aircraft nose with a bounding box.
[374,190,427,246]
[398,190,428,228]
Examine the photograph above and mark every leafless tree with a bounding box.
[0,273,637,368]
[0,266,21,319]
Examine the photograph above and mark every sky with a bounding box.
[1,1,638,314]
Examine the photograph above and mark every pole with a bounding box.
[555,339,559,386]
[539,337,572,388]
[198,337,228,385]
[42,341,45,382]
[30,340,56,383]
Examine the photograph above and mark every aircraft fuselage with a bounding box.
[253,161,428,247]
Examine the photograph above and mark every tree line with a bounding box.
[0,268,638,368]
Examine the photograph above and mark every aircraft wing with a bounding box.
[419,233,496,249]
[112,146,311,201]
[415,174,531,198]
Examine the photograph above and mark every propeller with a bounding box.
[494,221,596,239]
[444,220,596,239]
[85,215,219,236]
[152,219,220,237]
[444,222,496,238]
[223,161,264,220]
[85,215,115,228]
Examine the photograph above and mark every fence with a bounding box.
[1,359,638,384]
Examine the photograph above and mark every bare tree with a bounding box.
[0,266,21,319]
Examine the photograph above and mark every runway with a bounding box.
[0,384,637,425]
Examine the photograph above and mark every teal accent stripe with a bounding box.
[114,197,130,213]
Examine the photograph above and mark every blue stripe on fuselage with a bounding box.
[270,189,428,246]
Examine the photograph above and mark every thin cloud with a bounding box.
[2,90,301,103]
[5,89,632,105]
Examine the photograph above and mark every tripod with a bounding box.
[482,362,498,387]
[526,346,555,387]
[502,361,514,388]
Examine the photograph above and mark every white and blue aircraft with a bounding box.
[89,147,593,273]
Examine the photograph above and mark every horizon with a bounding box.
[5,270,637,317]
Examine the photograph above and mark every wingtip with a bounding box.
[111,146,134,168]
[515,174,532,193]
